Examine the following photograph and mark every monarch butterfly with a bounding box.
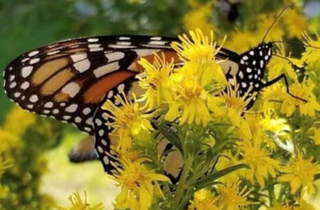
[3,6,302,181]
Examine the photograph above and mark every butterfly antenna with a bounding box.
[262,4,294,42]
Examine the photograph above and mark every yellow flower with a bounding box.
[270,202,292,210]
[294,199,316,210]
[138,53,175,110]
[261,83,285,111]
[111,158,169,210]
[283,10,308,39]
[102,93,153,151]
[56,192,104,210]
[188,189,219,210]
[280,81,320,117]
[165,29,227,126]
[171,29,225,68]
[302,32,320,64]
[4,106,36,137]
[256,13,284,41]
[226,30,259,53]
[215,150,242,184]
[219,82,255,140]
[278,153,319,195]
[313,128,320,145]
[216,181,251,210]
[240,139,280,187]
[183,2,216,36]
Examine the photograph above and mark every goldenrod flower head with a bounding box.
[183,2,216,36]
[256,14,284,41]
[216,181,251,210]
[226,30,258,53]
[260,112,291,136]
[188,189,219,210]
[112,158,169,210]
[220,82,255,128]
[240,139,280,187]
[302,32,320,64]
[313,128,320,145]
[102,93,153,150]
[278,153,319,195]
[283,10,308,39]
[215,151,242,184]
[294,199,316,210]
[270,202,292,210]
[4,106,36,137]
[165,78,213,125]
[138,53,175,109]
[56,192,104,210]
[171,29,221,63]
[261,83,285,110]
[164,29,227,126]
[280,81,320,117]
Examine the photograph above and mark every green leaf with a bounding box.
[194,164,249,189]
[153,121,183,154]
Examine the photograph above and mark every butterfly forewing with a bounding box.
[3,36,181,134]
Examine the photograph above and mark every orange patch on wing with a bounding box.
[83,71,135,104]
[54,92,69,102]
[131,51,181,72]
[33,58,69,85]
[41,69,74,95]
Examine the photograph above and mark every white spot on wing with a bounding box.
[88,38,99,42]
[29,58,40,64]
[29,95,39,103]
[44,102,54,108]
[108,44,135,49]
[93,63,120,78]
[105,52,125,62]
[148,40,167,45]
[107,90,114,98]
[134,49,159,57]
[28,50,39,57]
[66,104,78,113]
[62,82,80,98]
[75,117,82,123]
[14,92,21,98]
[74,59,91,73]
[82,107,91,115]
[103,156,109,165]
[47,50,60,55]
[150,37,162,40]
[116,41,132,46]
[9,82,17,88]
[71,53,87,62]
[118,37,131,40]
[21,66,33,78]
[95,118,102,126]
[86,117,93,125]
[117,84,125,93]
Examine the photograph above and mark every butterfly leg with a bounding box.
[263,73,307,102]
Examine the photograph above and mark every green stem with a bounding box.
[171,156,193,210]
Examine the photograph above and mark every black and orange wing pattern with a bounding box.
[3,35,274,180]
[3,36,181,135]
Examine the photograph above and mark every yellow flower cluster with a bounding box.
[99,27,320,209]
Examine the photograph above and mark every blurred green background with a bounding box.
[1,0,320,209]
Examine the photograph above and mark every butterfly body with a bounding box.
[3,35,274,179]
